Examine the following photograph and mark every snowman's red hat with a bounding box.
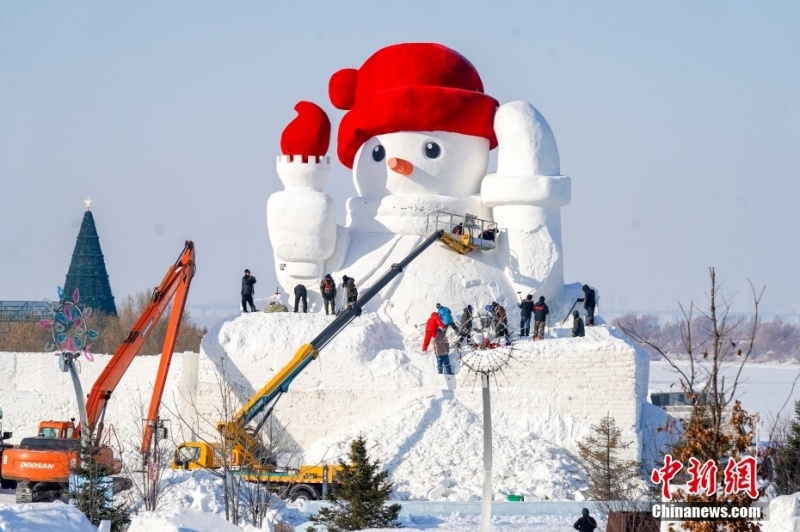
[329,43,499,169]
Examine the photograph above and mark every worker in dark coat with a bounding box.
[293,284,308,313]
[573,508,597,532]
[457,305,474,346]
[532,296,549,340]
[342,275,358,309]
[582,284,596,326]
[518,294,534,337]
[571,310,585,337]
[422,312,445,352]
[241,269,257,313]
[319,274,337,315]
[492,302,509,342]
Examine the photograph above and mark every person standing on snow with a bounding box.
[293,284,308,313]
[532,296,549,340]
[519,294,534,337]
[422,312,445,352]
[492,302,509,342]
[573,508,597,532]
[436,303,458,334]
[241,269,257,313]
[457,305,474,346]
[582,284,596,326]
[571,310,585,337]
[342,275,358,310]
[433,329,453,375]
[319,274,337,315]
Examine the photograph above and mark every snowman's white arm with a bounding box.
[481,101,570,207]
[267,155,341,275]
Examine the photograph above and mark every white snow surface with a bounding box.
[0,501,97,532]
[5,347,800,529]
[186,313,658,503]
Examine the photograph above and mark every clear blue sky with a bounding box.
[2,1,798,320]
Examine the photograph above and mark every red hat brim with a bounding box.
[337,85,498,169]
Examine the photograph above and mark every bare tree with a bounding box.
[168,360,302,528]
[620,268,764,532]
[119,391,175,512]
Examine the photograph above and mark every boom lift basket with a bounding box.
[426,211,498,254]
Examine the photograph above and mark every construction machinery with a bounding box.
[173,225,490,500]
[2,241,196,503]
[0,408,16,489]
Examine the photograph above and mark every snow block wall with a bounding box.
[186,313,649,480]
[0,317,662,501]
[0,351,195,450]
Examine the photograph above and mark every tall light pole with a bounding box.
[458,309,517,532]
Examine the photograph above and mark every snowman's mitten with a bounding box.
[481,101,569,207]
[277,101,332,191]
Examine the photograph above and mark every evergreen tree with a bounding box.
[774,400,800,495]
[64,205,117,316]
[70,429,130,531]
[576,415,641,501]
[308,436,401,532]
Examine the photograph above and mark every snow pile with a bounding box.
[127,508,247,532]
[764,493,800,532]
[303,396,583,501]
[0,502,96,532]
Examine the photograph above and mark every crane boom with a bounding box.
[227,230,444,430]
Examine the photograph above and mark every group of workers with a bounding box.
[419,284,599,374]
[242,269,360,315]
[243,270,597,347]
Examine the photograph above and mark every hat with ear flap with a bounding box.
[329,42,499,169]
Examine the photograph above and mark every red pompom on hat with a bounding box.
[329,43,499,169]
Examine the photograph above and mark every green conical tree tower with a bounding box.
[63,199,117,316]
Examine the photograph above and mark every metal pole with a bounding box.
[480,372,492,532]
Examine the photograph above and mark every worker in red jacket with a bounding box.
[422,312,445,352]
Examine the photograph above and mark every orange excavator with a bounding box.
[1,241,196,503]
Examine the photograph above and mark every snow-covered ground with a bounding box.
[4,356,800,530]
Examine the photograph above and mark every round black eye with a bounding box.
[372,144,385,162]
[424,142,441,159]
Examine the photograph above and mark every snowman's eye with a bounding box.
[424,142,442,159]
[372,145,385,162]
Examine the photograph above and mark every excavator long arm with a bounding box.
[140,242,196,455]
[230,230,444,428]
[84,241,196,440]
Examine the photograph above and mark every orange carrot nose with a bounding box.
[388,157,413,176]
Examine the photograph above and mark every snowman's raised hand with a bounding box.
[280,101,331,164]
[269,100,339,277]
[481,101,568,207]
[493,100,559,177]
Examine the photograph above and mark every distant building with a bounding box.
[62,199,116,316]
[0,301,51,333]
[650,391,733,424]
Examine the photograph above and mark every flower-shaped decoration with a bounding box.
[39,286,99,363]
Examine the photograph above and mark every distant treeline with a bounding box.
[0,290,205,355]
[613,313,800,362]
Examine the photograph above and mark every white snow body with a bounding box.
[267,102,571,312]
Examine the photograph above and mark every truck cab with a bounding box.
[37,421,75,439]
[172,442,222,470]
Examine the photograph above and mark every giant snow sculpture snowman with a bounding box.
[267,43,571,326]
